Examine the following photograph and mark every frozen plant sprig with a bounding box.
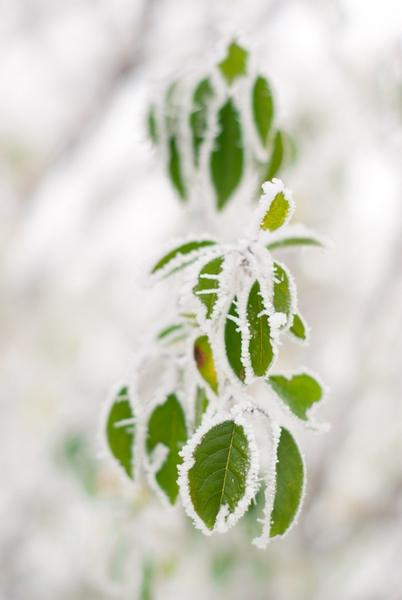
[102,178,328,547]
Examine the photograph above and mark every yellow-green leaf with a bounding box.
[193,335,219,394]
[218,41,248,85]
[260,191,291,232]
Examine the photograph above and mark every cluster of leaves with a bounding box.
[147,40,292,211]
[103,179,326,547]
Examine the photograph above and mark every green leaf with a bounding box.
[263,129,284,182]
[146,393,187,504]
[210,99,244,211]
[168,135,187,201]
[247,281,274,377]
[194,386,209,429]
[190,77,214,166]
[193,335,219,394]
[225,298,245,382]
[218,41,248,85]
[252,76,274,145]
[260,191,292,232]
[187,419,253,530]
[157,323,184,340]
[106,386,135,480]
[268,373,322,420]
[289,313,308,342]
[270,427,304,537]
[273,262,293,325]
[151,239,216,275]
[193,256,224,318]
[147,105,158,144]
[267,235,323,251]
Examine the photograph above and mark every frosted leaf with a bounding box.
[253,425,305,546]
[178,412,259,534]
[224,297,246,383]
[260,130,284,188]
[218,40,248,85]
[246,280,275,378]
[193,256,224,319]
[268,371,323,421]
[193,335,219,394]
[252,420,280,548]
[189,77,214,167]
[259,179,294,233]
[150,238,218,278]
[146,393,188,505]
[269,427,305,538]
[252,75,274,145]
[105,386,136,481]
[210,98,244,211]
[167,135,187,201]
[272,261,297,329]
[266,224,326,252]
[156,323,186,347]
[288,312,310,344]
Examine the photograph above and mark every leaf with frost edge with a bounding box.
[209,98,244,211]
[239,271,283,384]
[143,372,188,507]
[150,235,220,279]
[102,384,136,481]
[99,354,148,488]
[178,411,259,535]
[272,260,297,330]
[193,255,225,320]
[253,423,306,547]
[288,312,311,345]
[267,367,330,432]
[246,280,276,379]
[258,179,295,234]
[266,224,328,253]
[193,334,219,395]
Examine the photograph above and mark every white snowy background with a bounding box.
[1,0,402,598]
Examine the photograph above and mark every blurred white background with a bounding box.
[1,1,402,598]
